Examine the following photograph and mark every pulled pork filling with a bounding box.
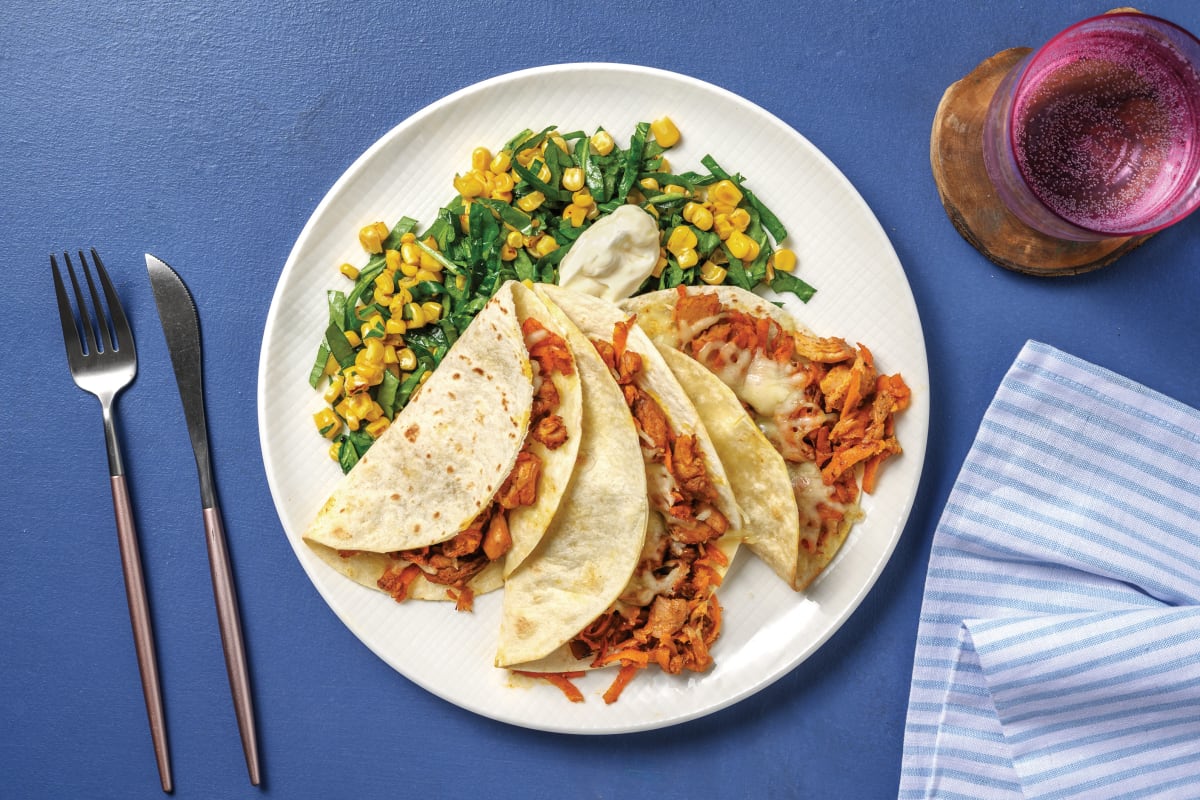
[570,317,729,703]
[672,288,910,556]
[369,318,574,611]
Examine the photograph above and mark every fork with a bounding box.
[51,249,172,793]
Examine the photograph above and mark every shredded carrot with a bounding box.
[602,663,643,705]
[513,671,586,703]
[594,648,651,668]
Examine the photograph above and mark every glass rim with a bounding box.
[1006,11,1200,238]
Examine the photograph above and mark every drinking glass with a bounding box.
[982,12,1200,241]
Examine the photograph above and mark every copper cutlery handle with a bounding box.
[203,504,261,786]
[111,474,173,793]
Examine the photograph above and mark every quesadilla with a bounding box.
[625,285,910,591]
[304,281,582,610]
[507,284,743,702]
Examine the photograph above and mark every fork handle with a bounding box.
[203,503,262,786]
[111,475,173,793]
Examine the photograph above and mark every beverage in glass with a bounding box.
[983,12,1200,241]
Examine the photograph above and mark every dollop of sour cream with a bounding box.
[558,205,660,301]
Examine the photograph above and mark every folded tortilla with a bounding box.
[505,285,743,684]
[496,286,649,667]
[654,345,801,587]
[304,281,582,602]
[625,285,877,591]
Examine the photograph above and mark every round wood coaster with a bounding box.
[930,47,1152,276]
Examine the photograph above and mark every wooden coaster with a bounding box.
[930,47,1152,276]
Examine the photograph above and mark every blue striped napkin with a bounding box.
[900,341,1200,800]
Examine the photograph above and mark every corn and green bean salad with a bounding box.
[310,117,816,473]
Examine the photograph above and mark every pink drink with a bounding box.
[983,13,1200,240]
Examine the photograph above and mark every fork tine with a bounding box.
[78,249,114,355]
[88,248,134,354]
[50,254,85,362]
[63,251,100,357]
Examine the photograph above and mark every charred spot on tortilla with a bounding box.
[389,493,400,501]
[404,424,420,442]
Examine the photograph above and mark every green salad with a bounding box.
[309,117,816,472]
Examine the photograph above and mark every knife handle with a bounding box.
[111,475,173,793]
[203,503,262,786]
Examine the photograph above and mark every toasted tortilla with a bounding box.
[496,286,648,667]
[625,285,874,591]
[537,283,743,533]
[655,345,801,587]
[504,286,743,686]
[304,281,582,601]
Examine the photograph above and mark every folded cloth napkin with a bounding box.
[899,341,1200,800]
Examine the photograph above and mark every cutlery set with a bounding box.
[51,249,260,791]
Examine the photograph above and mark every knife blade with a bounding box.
[146,253,262,786]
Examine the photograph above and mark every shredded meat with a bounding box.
[672,289,722,328]
[531,377,560,419]
[643,597,690,643]
[627,387,672,453]
[671,435,716,503]
[495,450,541,509]
[530,413,568,450]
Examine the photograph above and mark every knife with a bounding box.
[146,253,262,786]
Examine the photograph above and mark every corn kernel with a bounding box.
[590,130,615,156]
[506,230,524,248]
[691,205,714,231]
[421,301,443,321]
[500,244,517,261]
[516,147,539,167]
[328,442,341,462]
[404,302,427,328]
[726,230,757,260]
[385,317,407,335]
[339,263,359,280]
[700,261,728,285]
[658,156,671,172]
[640,177,660,192]
[397,347,418,371]
[374,271,395,295]
[562,167,585,192]
[313,408,342,439]
[534,236,559,257]
[571,188,594,208]
[650,116,681,147]
[400,242,421,266]
[453,173,485,198]
[415,268,440,282]
[664,184,687,196]
[323,373,345,404]
[676,247,699,269]
[652,250,668,278]
[490,150,512,173]
[772,248,798,273]
[517,191,546,212]
[549,133,569,153]
[358,221,389,254]
[323,353,339,376]
[493,172,515,192]
[713,213,735,240]
[729,207,751,232]
[563,204,587,227]
[709,179,743,207]
[400,231,417,244]
[536,162,552,183]
[471,146,491,171]
[365,417,390,438]
[343,330,362,348]
[667,225,699,256]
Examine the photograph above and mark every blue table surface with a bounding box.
[5,1,1200,798]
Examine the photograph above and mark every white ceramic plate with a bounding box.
[259,63,929,734]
